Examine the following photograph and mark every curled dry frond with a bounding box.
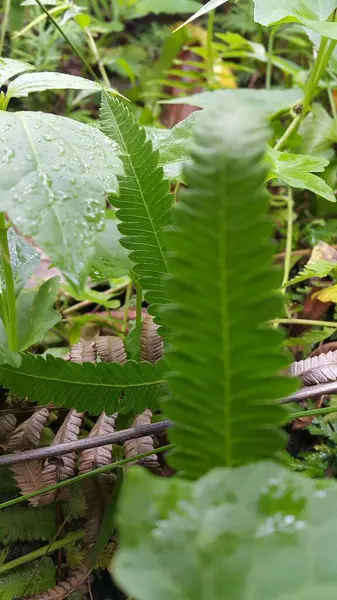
[7,408,49,451]
[290,350,337,385]
[80,412,117,545]
[95,335,127,364]
[23,565,89,599]
[11,460,44,507]
[69,340,97,364]
[141,316,164,363]
[39,409,83,505]
[0,413,17,445]
[125,409,160,473]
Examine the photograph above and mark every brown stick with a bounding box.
[274,244,337,261]
[0,420,173,467]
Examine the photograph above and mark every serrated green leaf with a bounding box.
[90,213,132,281]
[1,227,40,298]
[266,147,336,202]
[0,506,56,543]
[7,71,104,99]
[0,111,123,287]
[126,0,201,19]
[173,0,227,31]
[0,355,167,415]
[162,88,301,115]
[16,276,61,351]
[300,104,337,156]
[285,327,335,350]
[0,57,35,87]
[285,259,336,287]
[100,94,173,327]
[0,557,55,600]
[116,462,337,600]
[0,345,21,367]
[161,103,296,478]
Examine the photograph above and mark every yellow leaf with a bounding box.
[313,284,337,302]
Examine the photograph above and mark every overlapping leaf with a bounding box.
[161,102,296,478]
[100,94,173,326]
[0,354,167,415]
[0,111,123,287]
[116,462,337,600]
[0,57,34,87]
[253,0,337,39]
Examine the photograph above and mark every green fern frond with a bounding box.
[0,354,167,414]
[284,259,336,287]
[100,94,173,327]
[162,102,297,478]
[0,557,55,600]
[0,506,56,544]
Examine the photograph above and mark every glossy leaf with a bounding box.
[1,227,40,297]
[0,111,123,287]
[253,0,337,39]
[15,276,61,351]
[116,462,337,600]
[161,102,296,478]
[7,71,104,99]
[100,94,173,327]
[300,104,337,156]
[163,88,301,114]
[0,355,167,415]
[266,147,336,202]
[90,213,132,281]
[0,57,34,87]
[0,345,21,368]
[174,0,228,31]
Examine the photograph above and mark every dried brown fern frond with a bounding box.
[6,408,49,451]
[39,410,83,505]
[80,412,117,545]
[141,316,164,363]
[11,460,44,507]
[95,335,127,364]
[124,409,160,473]
[0,413,17,445]
[23,565,89,599]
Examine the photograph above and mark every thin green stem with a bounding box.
[266,26,277,90]
[281,188,293,290]
[302,36,329,114]
[0,0,11,56]
[33,0,99,82]
[327,80,337,120]
[207,9,215,87]
[0,216,17,351]
[274,113,301,151]
[286,406,337,421]
[134,281,143,360]
[0,531,84,574]
[85,27,110,87]
[122,280,133,336]
[0,444,173,511]
[271,318,337,328]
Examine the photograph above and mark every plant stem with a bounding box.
[122,280,133,336]
[0,531,84,574]
[274,113,301,151]
[266,26,277,90]
[281,188,293,289]
[85,27,111,87]
[302,36,329,114]
[286,406,337,420]
[327,80,337,120]
[0,444,173,511]
[33,0,99,82]
[271,318,337,328]
[135,281,142,341]
[0,215,17,351]
[207,9,215,87]
[0,0,11,56]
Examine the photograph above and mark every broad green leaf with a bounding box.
[161,103,296,478]
[162,88,301,115]
[0,355,167,414]
[300,104,337,156]
[174,0,228,31]
[116,462,337,600]
[0,345,21,367]
[16,276,61,351]
[0,57,35,87]
[285,259,336,286]
[253,0,337,39]
[1,227,40,297]
[266,147,336,202]
[126,0,201,19]
[146,113,197,179]
[100,94,173,327]
[7,71,104,99]
[285,327,335,351]
[90,213,133,281]
[0,111,123,287]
